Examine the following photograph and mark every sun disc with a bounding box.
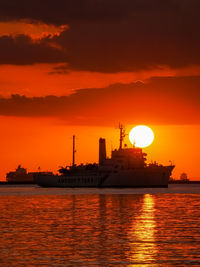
[129,125,154,148]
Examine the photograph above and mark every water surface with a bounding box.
[0,185,200,266]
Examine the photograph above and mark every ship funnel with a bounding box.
[99,138,106,165]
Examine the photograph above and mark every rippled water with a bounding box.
[0,185,200,266]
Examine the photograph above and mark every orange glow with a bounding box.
[0,116,199,181]
[1,64,200,97]
[0,21,68,40]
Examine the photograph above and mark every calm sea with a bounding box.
[0,185,200,266]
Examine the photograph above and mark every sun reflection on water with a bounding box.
[129,194,157,265]
[1,192,200,265]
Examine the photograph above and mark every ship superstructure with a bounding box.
[35,125,175,188]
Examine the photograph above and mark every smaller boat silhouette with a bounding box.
[6,165,53,184]
[180,172,189,183]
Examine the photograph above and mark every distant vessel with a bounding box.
[180,172,189,182]
[6,165,52,184]
[35,125,175,188]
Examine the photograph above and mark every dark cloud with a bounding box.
[0,1,200,71]
[0,35,67,65]
[0,0,174,25]
[0,76,199,125]
[0,0,198,25]
[61,19,200,72]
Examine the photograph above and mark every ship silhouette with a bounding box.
[6,165,53,184]
[35,125,174,188]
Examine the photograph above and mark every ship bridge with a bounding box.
[111,147,147,169]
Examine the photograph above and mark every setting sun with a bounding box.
[129,125,154,148]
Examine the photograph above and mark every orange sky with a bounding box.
[1,63,200,97]
[0,116,199,180]
[0,2,199,180]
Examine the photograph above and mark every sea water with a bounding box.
[0,184,199,266]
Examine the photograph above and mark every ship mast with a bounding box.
[72,135,76,166]
[119,123,126,149]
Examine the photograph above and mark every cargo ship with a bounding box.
[35,125,174,188]
[6,165,53,184]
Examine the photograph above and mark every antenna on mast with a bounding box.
[72,135,76,166]
[119,123,126,149]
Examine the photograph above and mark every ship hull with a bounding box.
[6,173,35,183]
[35,166,174,188]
